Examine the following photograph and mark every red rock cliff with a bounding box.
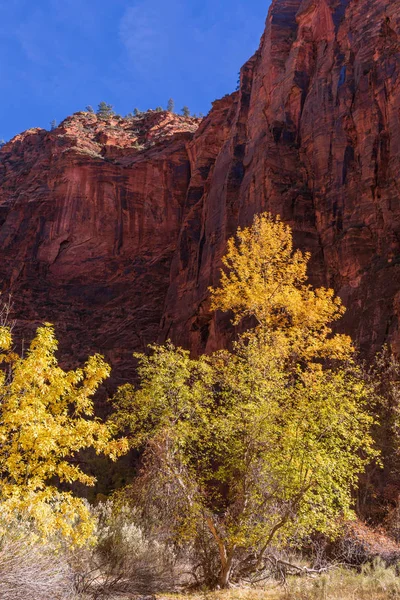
[1,0,400,382]
[162,0,400,357]
[0,111,200,384]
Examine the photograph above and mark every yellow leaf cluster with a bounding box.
[0,324,128,545]
[210,213,353,362]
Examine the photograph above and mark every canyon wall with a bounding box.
[0,112,198,384]
[1,0,399,383]
[162,0,400,357]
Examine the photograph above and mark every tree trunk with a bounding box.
[205,516,235,588]
[218,553,234,588]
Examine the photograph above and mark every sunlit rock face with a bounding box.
[162,0,400,357]
[0,111,200,385]
[1,0,400,384]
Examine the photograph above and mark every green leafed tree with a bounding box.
[113,213,378,588]
[181,106,190,117]
[97,101,115,119]
[236,70,241,91]
[167,98,175,113]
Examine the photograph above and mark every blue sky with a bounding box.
[0,0,271,141]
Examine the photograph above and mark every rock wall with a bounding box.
[1,0,400,384]
[162,0,400,357]
[0,112,199,384]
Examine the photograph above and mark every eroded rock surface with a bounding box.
[0,111,200,384]
[162,0,400,357]
[1,0,400,383]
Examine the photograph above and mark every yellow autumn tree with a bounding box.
[210,212,353,362]
[113,214,377,588]
[0,323,127,546]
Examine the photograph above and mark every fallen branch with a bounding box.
[265,554,338,576]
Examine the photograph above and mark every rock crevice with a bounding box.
[1,0,400,381]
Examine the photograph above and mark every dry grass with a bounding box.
[158,561,400,600]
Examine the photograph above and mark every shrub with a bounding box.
[0,512,75,600]
[0,539,75,600]
[72,500,184,598]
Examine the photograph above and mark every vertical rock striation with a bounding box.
[162,0,400,357]
[0,112,199,384]
[0,0,400,382]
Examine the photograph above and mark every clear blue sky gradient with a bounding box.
[0,0,271,141]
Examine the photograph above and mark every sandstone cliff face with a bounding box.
[162,0,400,357]
[0,112,200,384]
[1,0,400,381]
